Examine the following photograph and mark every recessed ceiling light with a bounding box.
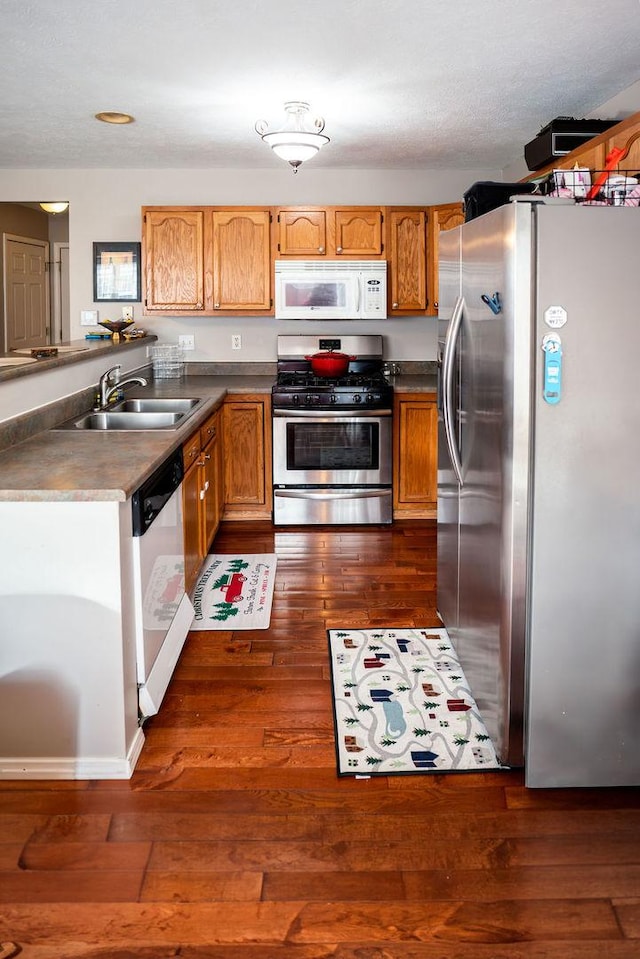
[94,112,134,124]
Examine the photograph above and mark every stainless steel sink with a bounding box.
[114,397,200,414]
[69,411,186,430]
[54,397,203,431]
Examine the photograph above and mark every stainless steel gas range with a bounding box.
[272,334,393,525]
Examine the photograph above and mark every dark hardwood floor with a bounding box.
[1,520,639,958]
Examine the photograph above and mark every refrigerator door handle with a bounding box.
[442,294,464,486]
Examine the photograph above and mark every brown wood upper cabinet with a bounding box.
[277,209,327,255]
[142,206,272,316]
[426,202,464,315]
[143,209,205,312]
[276,207,383,257]
[211,209,271,311]
[387,208,428,314]
[142,203,464,318]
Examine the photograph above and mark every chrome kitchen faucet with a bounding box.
[95,364,147,410]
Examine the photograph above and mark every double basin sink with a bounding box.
[56,397,203,431]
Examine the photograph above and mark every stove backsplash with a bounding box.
[184,359,436,377]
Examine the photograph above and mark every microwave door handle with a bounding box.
[355,277,361,314]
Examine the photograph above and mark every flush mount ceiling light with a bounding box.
[39,201,69,214]
[255,101,329,173]
[94,112,135,124]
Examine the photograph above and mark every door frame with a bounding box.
[52,241,70,343]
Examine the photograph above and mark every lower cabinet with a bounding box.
[393,392,438,519]
[222,393,272,520]
[183,406,224,593]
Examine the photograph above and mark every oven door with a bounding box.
[272,409,392,486]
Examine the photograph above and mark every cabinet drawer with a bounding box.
[183,433,201,471]
[200,410,219,448]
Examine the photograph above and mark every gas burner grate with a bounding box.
[276,371,390,389]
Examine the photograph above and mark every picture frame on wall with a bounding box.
[93,241,141,302]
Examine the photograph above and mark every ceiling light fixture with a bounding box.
[255,101,329,173]
[94,112,135,124]
[39,202,69,215]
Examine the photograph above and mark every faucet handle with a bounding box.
[105,364,121,384]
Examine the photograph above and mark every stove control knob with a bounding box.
[293,394,301,405]
[330,393,338,404]
[304,394,313,405]
[365,393,375,404]
[353,393,362,404]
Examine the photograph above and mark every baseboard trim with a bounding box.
[0,728,146,780]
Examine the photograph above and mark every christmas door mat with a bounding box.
[191,554,277,630]
[328,627,503,776]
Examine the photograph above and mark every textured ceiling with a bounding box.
[1,0,639,170]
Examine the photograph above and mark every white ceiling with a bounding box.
[2,0,640,171]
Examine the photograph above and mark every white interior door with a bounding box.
[4,235,50,349]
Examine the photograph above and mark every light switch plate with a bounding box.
[121,306,134,321]
[81,310,99,326]
[178,334,195,351]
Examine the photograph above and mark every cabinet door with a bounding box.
[393,394,438,518]
[427,202,464,315]
[143,209,205,312]
[201,409,223,552]
[388,209,428,313]
[605,126,640,172]
[211,210,272,311]
[277,210,327,255]
[222,395,272,519]
[333,208,383,255]
[183,457,204,593]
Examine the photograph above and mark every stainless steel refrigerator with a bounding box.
[437,197,640,788]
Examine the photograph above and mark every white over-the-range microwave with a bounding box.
[275,260,387,320]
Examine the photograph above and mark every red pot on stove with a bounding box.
[305,350,355,378]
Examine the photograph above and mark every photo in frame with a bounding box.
[93,241,141,302]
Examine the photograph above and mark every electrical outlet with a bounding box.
[232,334,242,350]
[178,334,195,351]
[121,306,134,321]
[81,310,98,326]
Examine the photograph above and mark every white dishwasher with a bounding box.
[131,449,194,719]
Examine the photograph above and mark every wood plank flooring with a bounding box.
[1,520,639,958]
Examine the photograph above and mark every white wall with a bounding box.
[0,166,499,362]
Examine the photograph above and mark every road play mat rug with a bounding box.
[191,554,277,630]
[328,627,502,776]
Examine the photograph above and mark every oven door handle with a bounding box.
[274,489,391,500]
[273,408,392,418]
